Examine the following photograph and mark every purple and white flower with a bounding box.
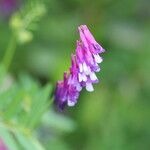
[55,25,105,110]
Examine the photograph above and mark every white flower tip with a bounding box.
[79,63,83,72]
[95,67,101,72]
[78,73,87,82]
[86,83,94,92]
[67,100,76,107]
[85,66,91,75]
[102,48,106,53]
[82,74,87,82]
[78,73,82,82]
[90,72,98,81]
[94,54,103,63]
[83,62,88,72]
[76,84,82,91]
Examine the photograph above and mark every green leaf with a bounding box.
[0,124,19,150]
[26,84,52,129]
[0,72,53,150]
[0,84,18,111]
[15,131,45,150]
[4,90,24,120]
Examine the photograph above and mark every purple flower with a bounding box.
[0,0,20,18]
[55,25,105,110]
[55,55,82,110]
[76,40,99,92]
[78,25,105,54]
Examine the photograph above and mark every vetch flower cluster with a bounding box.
[55,25,105,110]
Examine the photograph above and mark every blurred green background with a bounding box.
[0,0,150,150]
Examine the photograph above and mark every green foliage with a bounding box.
[0,65,52,149]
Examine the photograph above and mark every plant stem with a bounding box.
[3,35,16,71]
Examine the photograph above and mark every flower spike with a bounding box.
[55,25,105,110]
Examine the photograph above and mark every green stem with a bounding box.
[3,35,16,71]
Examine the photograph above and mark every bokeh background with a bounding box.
[0,0,150,150]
